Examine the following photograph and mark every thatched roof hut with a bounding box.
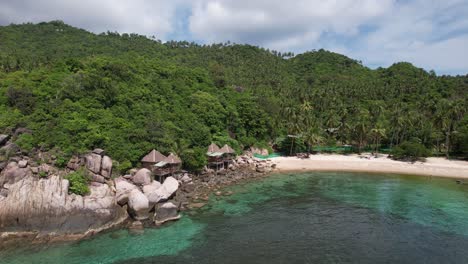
[164,153,182,164]
[220,144,235,154]
[207,143,221,153]
[142,149,167,163]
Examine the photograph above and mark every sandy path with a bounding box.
[273,154,468,179]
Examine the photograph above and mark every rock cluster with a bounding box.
[83,149,113,183]
[234,156,276,173]
[0,175,127,237]
[249,147,269,156]
[0,137,276,243]
[115,169,182,225]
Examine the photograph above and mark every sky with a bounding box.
[0,0,467,75]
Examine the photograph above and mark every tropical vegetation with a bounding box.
[1,21,467,173]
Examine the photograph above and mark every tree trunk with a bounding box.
[445,130,450,159]
[290,137,295,156]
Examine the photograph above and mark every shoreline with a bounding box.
[272,154,468,179]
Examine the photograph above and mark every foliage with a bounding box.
[38,171,48,178]
[391,141,431,162]
[0,21,466,171]
[65,170,90,195]
[116,160,132,174]
[15,133,34,152]
[55,156,68,168]
[180,148,207,173]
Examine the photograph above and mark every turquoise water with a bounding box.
[1,172,468,263]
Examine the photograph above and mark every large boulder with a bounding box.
[0,161,31,187]
[127,189,150,220]
[0,175,128,237]
[67,156,81,171]
[142,181,162,207]
[154,202,180,225]
[141,177,179,206]
[152,177,179,203]
[132,168,152,186]
[85,153,102,174]
[115,177,138,206]
[0,142,19,156]
[162,177,179,196]
[100,156,113,178]
[0,134,9,146]
[91,174,105,183]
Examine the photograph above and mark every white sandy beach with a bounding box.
[273,154,468,179]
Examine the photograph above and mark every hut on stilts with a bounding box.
[206,143,224,171]
[141,149,182,182]
[220,144,236,167]
[206,143,236,171]
[141,149,167,170]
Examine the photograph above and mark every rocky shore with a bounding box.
[0,135,276,245]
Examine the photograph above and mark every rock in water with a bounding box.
[132,168,152,186]
[85,153,102,174]
[128,189,150,220]
[100,156,112,178]
[0,175,127,238]
[154,202,180,225]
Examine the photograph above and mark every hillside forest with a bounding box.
[1,21,467,172]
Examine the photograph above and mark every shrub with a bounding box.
[15,133,35,152]
[181,147,207,173]
[39,171,48,178]
[55,156,68,168]
[65,170,90,195]
[391,141,430,162]
[116,160,132,174]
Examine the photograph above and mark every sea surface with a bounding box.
[1,172,468,264]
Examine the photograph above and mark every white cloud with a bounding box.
[0,0,186,39]
[346,0,468,74]
[188,0,394,50]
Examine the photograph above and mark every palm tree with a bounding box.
[304,127,324,154]
[370,128,386,155]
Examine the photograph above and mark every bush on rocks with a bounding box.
[65,169,90,195]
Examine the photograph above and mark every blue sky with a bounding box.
[1,0,468,75]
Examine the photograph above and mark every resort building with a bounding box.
[141,149,166,170]
[220,144,236,166]
[141,149,182,181]
[206,143,236,171]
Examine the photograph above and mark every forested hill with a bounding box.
[0,21,467,172]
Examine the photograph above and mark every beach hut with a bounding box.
[207,143,224,171]
[153,153,182,182]
[141,149,167,170]
[207,143,220,153]
[220,144,236,166]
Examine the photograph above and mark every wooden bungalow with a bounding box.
[220,144,236,166]
[153,153,182,181]
[206,143,224,170]
[141,149,167,170]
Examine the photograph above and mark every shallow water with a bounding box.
[1,172,468,264]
